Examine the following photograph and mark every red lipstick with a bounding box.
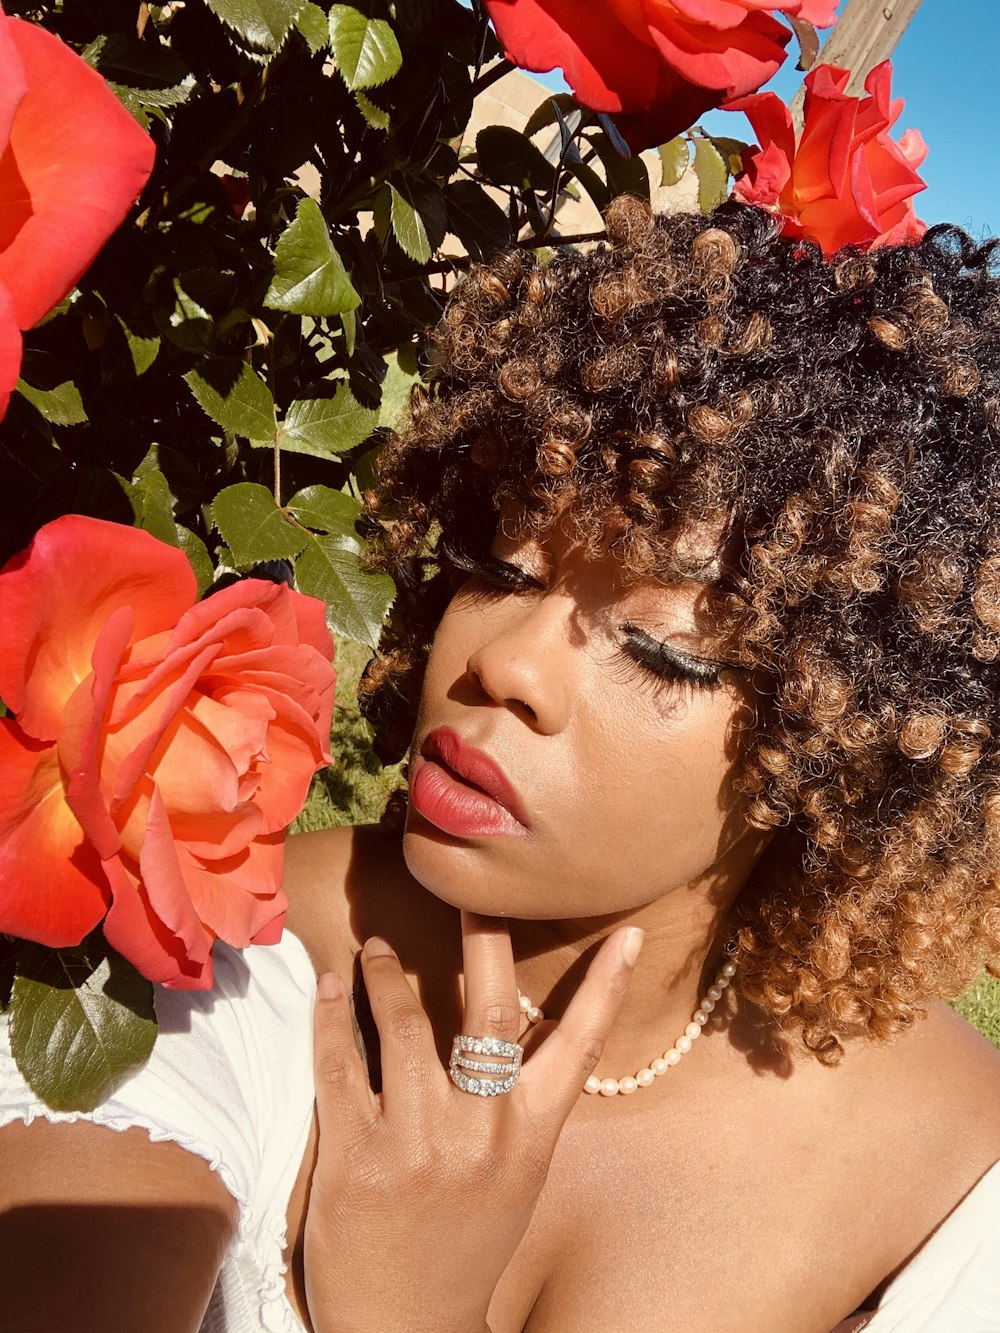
[410,726,530,839]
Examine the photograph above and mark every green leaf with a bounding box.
[281,382,378,457]
[287,484,362,537]
[585,131,649,203]
[296,533,395,648]
[355,90,390,131]
[295,0,329,52]
[87,33,197,109]
[523,92,582,140]
[388,184,435,264]
[132,469,178,546]
[204,0,304,53]
[9,942,157,1114]
[265,197,361,317]
[212,482,310,566]
[159,278,214,353]
[328,5,402,91]
[184,357,276,444]
[120,318,160,376]
[475,126,557,190]
[706,134,750,175]
[693,138,729,215]
[443,181,511,263]
[659,137,690,187]
[177,526,215,594]
[377,348,420,430]
[563,158,609,213]
[16,378,87,426]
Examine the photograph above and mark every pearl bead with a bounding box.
[518,960,736,1097]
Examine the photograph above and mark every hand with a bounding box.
[303,913,642,1333]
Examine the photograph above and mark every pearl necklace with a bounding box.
[518,959,737,1097]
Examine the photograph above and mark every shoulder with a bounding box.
[0,1117,236,1332]
[838,1001,1000,1233]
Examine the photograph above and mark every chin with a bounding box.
[402,821,535,920]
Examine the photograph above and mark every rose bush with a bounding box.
[484,0,839,152]
[0,4,154,417]
[730,60,927,254]
[0,516,335,990]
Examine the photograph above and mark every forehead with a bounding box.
[494,504,727,582]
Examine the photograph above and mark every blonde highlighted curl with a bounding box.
[362,197,1000,1062]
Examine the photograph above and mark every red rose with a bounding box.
[0,6,155,417]
[483,0,839,153]
[730,61,927,255]
[0,517,335,990]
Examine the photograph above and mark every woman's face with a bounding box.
[404,524,769,922]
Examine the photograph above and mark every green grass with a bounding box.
[292,635,405,833]
[952,972,1000,1049]
[294,636,1000,1050]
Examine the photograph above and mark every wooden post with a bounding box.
[791,0,923,121]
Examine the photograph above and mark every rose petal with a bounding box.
[0,14,28,151]
[0,719,108,944]
[0,279,20,420]
[0,515,197,741]
[175,833,286,948]
[102,848,213,991]
[646,6,789,98]
[61,604,135,860]
[0,18,155,331]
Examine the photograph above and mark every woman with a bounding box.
[2,198,1000,1332]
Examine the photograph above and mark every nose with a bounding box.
[464,601,572,735]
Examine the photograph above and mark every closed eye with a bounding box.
[619,623,724,691]
[446,547,544,593]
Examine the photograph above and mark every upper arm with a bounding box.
[0,1117,238,1333]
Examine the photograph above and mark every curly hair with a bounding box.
[362,196,1000,1062]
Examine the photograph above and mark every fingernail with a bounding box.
[620,927,644,967]
[363,936,394,958]
[318,972,344,1000]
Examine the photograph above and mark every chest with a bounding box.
[483,1098,921,1333]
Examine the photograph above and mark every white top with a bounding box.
[1,933,998,1332]
[0,932,316,1333]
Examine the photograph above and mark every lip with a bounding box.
[409,727,530,839]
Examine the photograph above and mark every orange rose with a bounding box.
[484,0,839,153]
[730,61,927,255]
[0,517,335,990]
[0,6,155,417]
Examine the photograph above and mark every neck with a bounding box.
[508,890,736,1082]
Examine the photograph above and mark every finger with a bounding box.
[360,937,445,1120]
[312,973,379,1143]
[460,911,521,1045]
[521,926,643,1126]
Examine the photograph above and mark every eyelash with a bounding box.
[454,554,724,693]
[619,624,723,692]
[451,551,544,593]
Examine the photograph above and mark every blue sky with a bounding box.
[528,1,998,238]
